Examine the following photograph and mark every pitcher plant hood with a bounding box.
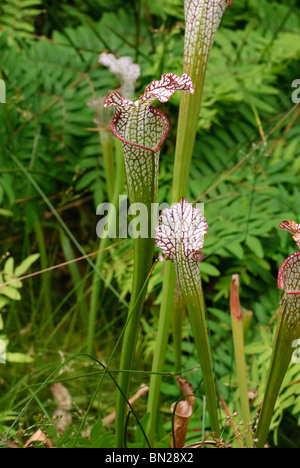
[155,198,208,263]
[184,0,233,72]
[104,73,194,153]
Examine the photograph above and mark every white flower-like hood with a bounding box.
[155,198,208,263]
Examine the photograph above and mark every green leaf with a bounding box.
[4,276,22,289]
[14,254,40,277]
[0,209,13,217]
[200,262,220,276]
[225,242,244,259]
[90,419,115,448]
[0,297,8,310]
[0,286,22,301]
[246,235,264,258]
[244,342,268,354]
[5,352,33,363]
[4,257,14,276]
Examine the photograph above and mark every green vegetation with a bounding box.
[0,0,300,449]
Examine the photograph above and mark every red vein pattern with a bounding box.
[184,0,233,73]
[278,252,300,295]
[155,198,208,295]
[278,251,300,330]
[104,73,194,152]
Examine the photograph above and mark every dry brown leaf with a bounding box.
[2,439,20,448]
[102,384,149,426]
[24,429,53,448]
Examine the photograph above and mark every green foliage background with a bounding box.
[0,0,300,448]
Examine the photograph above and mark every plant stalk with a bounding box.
[115,151,158,447]
[230,275,252,446]
[146,0,232,442]
[182,268,220,436]
[149,199,221,444]
[87,139,124,355]
[172,280,186,373]
[146,30,207,452]
[100,129,115,203]
[145,263,176,446]
[146,63,206,450]
[104,74,194,447]
[255,296,300,448]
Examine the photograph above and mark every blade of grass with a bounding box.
[87,139,125,354]
[60,231,89,326]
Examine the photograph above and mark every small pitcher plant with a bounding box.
[104,73,194,206]
[105,74,194,447]
[255,221,300,447]
[155,198,220,436]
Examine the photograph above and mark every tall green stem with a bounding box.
[146,51,205,453]
[171,76,205,201]
[115,208,156,447]
[255,297,300,448]
[146,0,232,445]
[60,231,88,326]
[172,280,186,373]
[172,0,232,200]
[87,139,124,355]
[114,146,158,448]
[230,275,252,446]
[33,214,52,323]
[100,129,115,203]
[86,96,118,354]
[151,199,221,445]
[183,269,220,436]
[113,130,159,450]
[86,52,141,353]
[145,263,176,445]
[256,249,300,447]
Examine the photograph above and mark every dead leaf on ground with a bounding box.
[24,429,53,448]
